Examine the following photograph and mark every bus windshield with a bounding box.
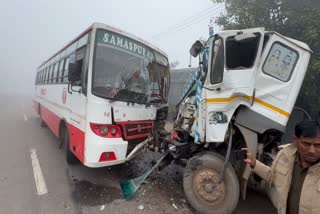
[92,29,169,105]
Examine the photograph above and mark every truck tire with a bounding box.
[63,127,78,164]
[183,152,239,214]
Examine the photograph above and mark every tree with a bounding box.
[212,0,320,117]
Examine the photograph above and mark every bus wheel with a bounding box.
[63,128,78,164]
[183,152,239,214]
[37,104,41,115]
[39,106,47,128]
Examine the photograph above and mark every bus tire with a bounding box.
[183,152,239,214]
[37,104,41,115]
[39,106,47,128]
[64,127,78,165]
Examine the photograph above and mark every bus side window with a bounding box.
[58,60,64,83]
[35,72,38,85]
[53,62,59,83]
[51,64,56,83]
[60,58,66,83]
[51,63,56,83]
[63,58,70,83]
[49,65,53,84]
[43,69,46,84]
[48,66,52,84]
[68,47,85,84]
[44,69,46,84]
[41,70,44,84]
[38,72,40,84]
[45,68,49,84]
[46,66,51,84]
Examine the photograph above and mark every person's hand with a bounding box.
[242,148,256,168]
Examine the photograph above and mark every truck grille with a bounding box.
[117,121,154,140]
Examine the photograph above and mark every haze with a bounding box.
[0,0,218,96]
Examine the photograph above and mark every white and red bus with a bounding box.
[33,23,170,167]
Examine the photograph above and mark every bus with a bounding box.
[33,23,170,167]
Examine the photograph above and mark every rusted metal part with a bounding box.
[193,168,225,206]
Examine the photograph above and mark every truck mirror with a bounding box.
[190,40,204,57]
[235,33,256,42]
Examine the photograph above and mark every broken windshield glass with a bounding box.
[92,29,169,105]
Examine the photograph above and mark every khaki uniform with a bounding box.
[253,144,320,214]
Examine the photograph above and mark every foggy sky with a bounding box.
[0,0,218,96]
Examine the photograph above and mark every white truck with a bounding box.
[154,27,312,214]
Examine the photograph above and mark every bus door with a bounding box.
[67,46,87,161]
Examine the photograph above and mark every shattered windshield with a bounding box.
[92,29,169,104]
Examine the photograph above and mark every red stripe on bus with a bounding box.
[41,105,60,138]
[40,104,85,164]
[67,123,85,164]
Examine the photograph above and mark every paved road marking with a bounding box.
[30,149,48,195]
[21,104,28,121]
[24,114,28,121]
[100,205,105,211]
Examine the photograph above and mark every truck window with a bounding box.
[210,38,224,84]
[226,33,261,69]
[263,42,299,82]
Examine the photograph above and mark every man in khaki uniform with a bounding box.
[245,120,320,214]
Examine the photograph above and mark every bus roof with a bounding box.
[39,22,168,69]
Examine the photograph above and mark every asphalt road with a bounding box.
[0,95,276,214]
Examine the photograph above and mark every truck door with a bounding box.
[252,33,311,129]
[203,28,265,142]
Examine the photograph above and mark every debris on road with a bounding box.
[172,203,178,209]
[100,205,105,211]
[148,204,153,210]
[63,202,70,210]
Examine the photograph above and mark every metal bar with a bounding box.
[219,123,233,182]
[126,137,151,161]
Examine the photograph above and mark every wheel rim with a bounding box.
[193,168,226,206]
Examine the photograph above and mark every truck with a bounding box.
[148,27,312,214]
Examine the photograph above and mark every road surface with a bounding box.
[0,95,276,214]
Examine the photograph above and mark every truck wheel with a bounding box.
[183,152,239,214]
[63,127,78,164]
